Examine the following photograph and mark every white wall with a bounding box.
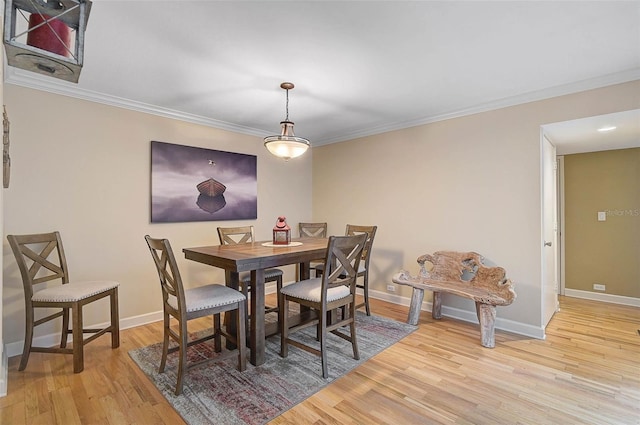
[1,85,313,352]
[312,80,640,338]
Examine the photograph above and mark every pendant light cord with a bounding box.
[284,88,290,121]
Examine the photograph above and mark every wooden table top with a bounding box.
[183,237,328,272]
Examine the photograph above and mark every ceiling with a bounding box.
[544,109,640,155]
[4,1,640,153]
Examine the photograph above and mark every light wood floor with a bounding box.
[1,295,639,424]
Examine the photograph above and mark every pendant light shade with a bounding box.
[264,82,310,160]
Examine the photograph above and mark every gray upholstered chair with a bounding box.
[279,234,367,378]
[7,231,120,373]
[145,235,246,395]
[316,224,377,315]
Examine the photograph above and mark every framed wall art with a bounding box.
[151,141,257,223]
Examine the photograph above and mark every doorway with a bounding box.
[541,134,559,328]
[542,109,640,313]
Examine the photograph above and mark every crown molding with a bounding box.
[5,65,639,146]
[3,66,267,138]
[318,68,640,145]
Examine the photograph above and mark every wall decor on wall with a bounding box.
[150,141,257,223]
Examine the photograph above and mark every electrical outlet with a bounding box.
[593,283,606,291]
[386,285,395,292]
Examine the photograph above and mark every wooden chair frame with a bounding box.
[7,231,119,373]
[317,224,378,315]
[217,225,256,245]
[345,224,377,315]
[145,235,246,395]
[217,225,284,317]
[298,222,328,278]
[298,222,328,239]
[280,234,367,378]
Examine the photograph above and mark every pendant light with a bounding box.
[264,82,310,160]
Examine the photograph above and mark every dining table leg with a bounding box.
[225,270,241,350]
[250,268,266,366]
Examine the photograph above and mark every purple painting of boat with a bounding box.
[150,141,257,222]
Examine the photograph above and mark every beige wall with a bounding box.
[2,85,312,348]
[2,80,639,349]
[564,148,640,298]
[313,80,640,334]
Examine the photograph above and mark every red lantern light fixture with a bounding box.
[3,0,92,83]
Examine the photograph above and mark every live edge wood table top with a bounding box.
[183,237,328,366]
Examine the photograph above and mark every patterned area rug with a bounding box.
[129,312,416,425]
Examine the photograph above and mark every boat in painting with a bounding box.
[197,178,226,197]
[197,193,226,214]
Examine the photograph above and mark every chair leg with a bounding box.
[277,278,284,333]
[363,272,371,316]
[213,313,222,352]
[319,311,328,378]
[72,303,84,373]
[237,301,247,372]
[159,313,170,374]
[110,289,120,348]
[19,307,35,371]
[175,317,188,396]
[276,276,283,312]
[60,307,70,348]
[350,303,360,361]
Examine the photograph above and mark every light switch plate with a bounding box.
[597,211,606,221]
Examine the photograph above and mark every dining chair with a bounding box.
[298,222,328,239]
[315,224,378,315]
[298,222,327,278]
[6,231,120,373]
[145,235,246,395]
[217,225,284,324]
[279,233,367,378]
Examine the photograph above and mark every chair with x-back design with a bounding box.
[316,224,378,315]
[298,222,328,278]
[279,233,367,378]
[145,235,246,395]
[7,231,120,373]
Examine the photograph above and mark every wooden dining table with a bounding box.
[183,237,328,366]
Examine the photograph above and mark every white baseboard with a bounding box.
[4,310,164,359]
[564,289,640,307]
[5,282,556,360]
[369,289,546,340]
